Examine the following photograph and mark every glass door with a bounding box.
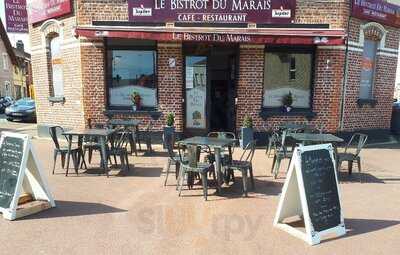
[184,56,208,135]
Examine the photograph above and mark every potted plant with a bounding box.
[163,113,175,149]
[282,91,294,112]
[240,115,254,149]
[131,92,141,111]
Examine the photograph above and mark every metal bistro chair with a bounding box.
[177,143,215,201]
[49,126,85,174]
[266,130,280,158]
[163,131,187,186]
[223,140,256,197]
[107,129,131,172]
[337,133,368,177]
[81,120,103,165]
[206,131,236,162]
[137,121,154,153]
[271,130,293,179]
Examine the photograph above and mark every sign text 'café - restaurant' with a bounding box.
[27,0,400,137]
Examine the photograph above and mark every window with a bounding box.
[107,39,157,110]
[2,53,9,70]
[359,39,378,100]
[49,35,64,97]
[263,48,314,109]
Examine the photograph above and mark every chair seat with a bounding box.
[83,142,101,148]
[226,160,251,170]
[181,162,212,173]
[337,152,358,161]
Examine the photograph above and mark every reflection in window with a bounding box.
[49,36,64,97]
[263,49,313,108]
[108,50,157,108]
[359,39,378,100]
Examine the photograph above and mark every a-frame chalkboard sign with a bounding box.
[0,132,55,220]
[274,144,346,245]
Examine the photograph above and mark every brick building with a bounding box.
[28,0,400,139]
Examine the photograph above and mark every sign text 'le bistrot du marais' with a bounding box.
[352,0,400,27]
[128,0,296,24]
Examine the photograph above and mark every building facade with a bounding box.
[13,41,32,99]
[0,19,16,98]
[28,0,400,138]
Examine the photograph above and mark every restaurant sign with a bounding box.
[128,0,296,24]
[352,0,400,27]
[27,0,72,24]
[4,0,28,33]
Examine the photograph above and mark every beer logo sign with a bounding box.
[272,8,291,18]
[132,5,152,16]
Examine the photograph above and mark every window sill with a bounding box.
[259,108,317,120]
[357,99,377,107]
[48,96,65,103]
[105,109,162,119]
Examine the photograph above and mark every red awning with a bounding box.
[75,25,346,45]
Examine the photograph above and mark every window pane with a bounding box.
[360,39,378,99]
[263,52,312,108]
[185,56,207,129]
[50,36,63,97]
[109,50,156,108]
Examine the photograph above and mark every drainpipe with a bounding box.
[339,1,353,131]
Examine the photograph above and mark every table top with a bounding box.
[279,123,308,131]
[178,136,236,148]
[289,133,344,143]
[63,128,115,137]
[109,119,142,127]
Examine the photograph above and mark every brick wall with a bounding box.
[30,16,85,130]
[236,45,345,133]
[77,0,128,25]
[81,41,183,132]
[342,17,400,131]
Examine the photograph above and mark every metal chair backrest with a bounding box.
[207,132,236,139]
[345,133,368,157]
[110,129,129,151]
[239,140,256,163]
[276,130,292,156]
[49,126,64,150]
[164,131,176,160]
[177,143,201,168]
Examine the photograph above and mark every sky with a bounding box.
[0,1,30,52]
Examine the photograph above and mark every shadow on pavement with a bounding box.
[345,218,400,237]
[20,200,127,220]
[339,172,386,184]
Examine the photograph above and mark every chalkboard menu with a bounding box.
[301,149,341,232]
[0,136,24,209]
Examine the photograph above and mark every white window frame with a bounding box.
[2,53,9,70]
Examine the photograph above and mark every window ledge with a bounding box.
[357,99,377,107]
[48,96,65,103]
[105,109,162,119]
[259,108,317,120]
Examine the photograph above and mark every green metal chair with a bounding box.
[337,133,368,177]
[177,143,215,201]
[163,131,188,186]
[271,130,293,179]
[223,140,256,197]
[266,130,280,158]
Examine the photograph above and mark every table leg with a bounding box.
[99,136,109,178]
[65,134,73,177]
[214,147,222,194]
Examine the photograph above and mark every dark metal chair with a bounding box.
[49,126,84,174]
[107,129,131,172]
[266,130,280,158]
[337,133,368,177]
[163,131,187,186]
[137,121,153,153]
[177,143,215,201]
[223,140,256,197]
[81,120,105,167]
[271,130,293,179]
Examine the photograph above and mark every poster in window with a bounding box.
[186,67,194,89]
[186,86,206,129]
[359,40,377,99]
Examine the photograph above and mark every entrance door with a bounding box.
[184,55,208,136]
[183,44,238,137]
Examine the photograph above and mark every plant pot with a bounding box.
[282,105,292,113]
[132,105,137,111]
[240,127,254,149]
[163,126,175,149]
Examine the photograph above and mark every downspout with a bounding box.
[339,1,352,131]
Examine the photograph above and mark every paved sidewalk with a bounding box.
[0,138,399,254]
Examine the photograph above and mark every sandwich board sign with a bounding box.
[274,144,346,245]
[0,132,55,220]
